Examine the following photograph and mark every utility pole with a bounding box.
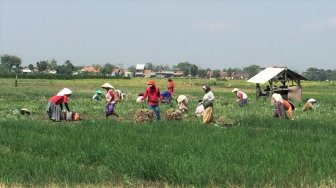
[188,67,191,85]
[12,65,18,87]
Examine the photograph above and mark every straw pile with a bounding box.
[165,109,182,120]
[134,108,154,123]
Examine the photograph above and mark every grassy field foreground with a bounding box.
[0,78,335,187]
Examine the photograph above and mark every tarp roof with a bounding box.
[247,67,309,84]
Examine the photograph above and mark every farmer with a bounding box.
[101,83,119,119]
[302,98,317,111]
[46,88,72,122]
[177,95,188,113]
[271,93,294,120]
[160,90,172,104]
[195,102,204,117]
[200,85,215,123]
[232,88,248,107]
[167,78,174,96]
[141,80,162,121]
[92,89,103,101]
[272,93,285,118]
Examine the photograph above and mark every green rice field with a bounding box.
[0,78,335,187]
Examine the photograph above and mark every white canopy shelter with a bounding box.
[247,67,309,100]
[247,67,285,84]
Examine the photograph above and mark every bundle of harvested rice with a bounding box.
[165,109,182,120]
[135,108,154,123]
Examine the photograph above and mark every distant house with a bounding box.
[155,71,174,78]
[49,70,57,74]
[124,70,134,78]
[207,70,213,78]
[135,64,145,77]
[144,69,155,77]
[112,68,124,76]
[22,68,32,74]
[174,70,184,77]
[81,66,99,74]
[220,71,229,78]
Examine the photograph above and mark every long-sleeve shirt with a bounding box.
[202,91,215,107]
[142,86,161,106]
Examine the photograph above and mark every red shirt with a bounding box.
[50,95,68,105]
[142,86,162,106]
[168,81,174,94]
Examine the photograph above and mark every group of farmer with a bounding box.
[46,79,318,123]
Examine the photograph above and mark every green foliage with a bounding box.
[303,67,336,81]
[0,54,21,73]
[36,60,49,72]
[175,62,198,76]
[0,78,335,187]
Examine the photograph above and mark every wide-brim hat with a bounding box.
[56,88,72,96]
[272,93,283,102]
[177,95,188,104]
[96,89,102,94]
[307,98,316,103]
[232,88,239,92]
[101,83,114,89]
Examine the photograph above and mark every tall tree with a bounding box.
[0,54,22,73]
[127,65,136,73]
[213,69,221,78]
[28,64,35,73]
[101,63,115,75]
[243,64,262,78]
[175,61,198,76]
[49,58,58,70]
[302,67,327,81]
[145,62,154,70]
[36,60,48,72]
[64,60,75,75]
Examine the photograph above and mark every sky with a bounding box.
[1,0,335,73]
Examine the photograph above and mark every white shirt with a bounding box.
[203,91,215,103]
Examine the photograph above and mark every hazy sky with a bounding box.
[1,0,335,72]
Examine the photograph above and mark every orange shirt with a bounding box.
[282,99,293,120]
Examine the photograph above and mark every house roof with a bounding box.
[247,67,309,84]
[81,66,99,73]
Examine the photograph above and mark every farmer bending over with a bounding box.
[232,88,248,107]
[46,88,72,122]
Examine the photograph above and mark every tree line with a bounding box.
[1,54,335,81]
